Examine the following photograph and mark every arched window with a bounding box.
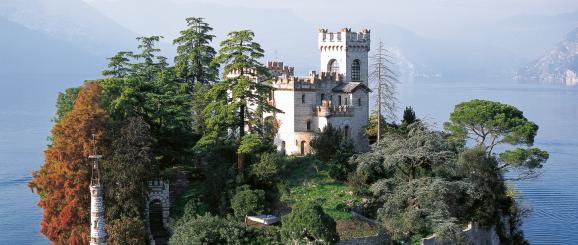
[338,95,342,105]
[306,120,311,131]
[358,97,362,106]
[351,59,361,80]
[328,59,339,73]
[320,93,325,103]
[301,94,306,104]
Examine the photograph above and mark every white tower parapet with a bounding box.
[89,152,107,245]
[318,28,370,84]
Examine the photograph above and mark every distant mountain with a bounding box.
[0,17,103,75]
[515,28,578,86]
[458,11,578,60]
[0,0,135,56]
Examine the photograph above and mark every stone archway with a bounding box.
[145,180,170,245]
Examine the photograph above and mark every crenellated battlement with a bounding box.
[318,28,370,51]
[270,65,345,90]
[268,61,295,76]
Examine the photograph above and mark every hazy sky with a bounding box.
[84,0,578,38]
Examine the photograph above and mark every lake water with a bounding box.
[0,77,576,244]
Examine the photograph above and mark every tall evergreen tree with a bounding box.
[205,30,280,172]
[132,36,166,79]
[173,17,218,87]
[102,51,133,78]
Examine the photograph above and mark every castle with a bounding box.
[267,28,371,155]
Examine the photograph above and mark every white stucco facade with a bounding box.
[266,28,371,155]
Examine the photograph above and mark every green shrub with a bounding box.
[170,214,259,245]
[231,186,266,219]
[251,152,283,186]
[281,201,340,244]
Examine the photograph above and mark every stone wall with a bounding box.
[421,223,500,245]
[338,234,388,245]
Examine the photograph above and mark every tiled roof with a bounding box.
[332,82,371,93]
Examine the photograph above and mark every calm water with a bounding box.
[0,78,576,244]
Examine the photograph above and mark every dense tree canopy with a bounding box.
[169,214,260,245]
[29,82,107,245]
[53,87,80,123]
[281,201,339,245]
[444,99,548,179]
[231,186,266,219]
[201,30,280,173]
[173,17,218,86]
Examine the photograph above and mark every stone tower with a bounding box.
[318,28,371,84]
[89,142,107,245]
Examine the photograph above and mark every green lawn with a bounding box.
[281,156,361,220]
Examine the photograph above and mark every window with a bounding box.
[351,59,361,80]
[344,125,350,138]
[338,95,342,105]
[320,93,325,102]
[345,97,348,105]
[307,120,311,131]
[301,94,306,104]
[328,59,339,73]
[358,97,361,106]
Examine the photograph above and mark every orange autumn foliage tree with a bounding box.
[29,82,107,245]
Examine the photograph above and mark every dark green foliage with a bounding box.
[132,36,168,79]
[499,147,549,170]
[105,216,147,245]
[251,152,283,186]
[103,116,154,221]
[231,185,266,219]
[311,125,352,162]
[169,214,260,245]
[201,29,281,173]
[173,17,218,86]
[401,106,417,125]
[371,177,470,242]
[444,99,548,179]
[365,113,401,143]
[355,124,454,182]
[353,124,478,242]
[281,201,340,244]
[102,51,133,78]
[99,36,195,169]
[455,147,504,226]
[53,87,80,122]
[255,226,282,245]
[311,125,355,181]
[444,99,538,152]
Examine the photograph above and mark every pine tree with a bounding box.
[29,82,107,245]
[102,51,133,78]
[206,30,281,172]
[173,17,218,87]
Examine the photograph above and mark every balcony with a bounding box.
[315,100,353,117]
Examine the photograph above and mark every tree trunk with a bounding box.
[237,104,246,173]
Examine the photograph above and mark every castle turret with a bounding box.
[89,140,107,245]
[318,28,370,84]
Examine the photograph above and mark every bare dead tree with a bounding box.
[370,40,398,142]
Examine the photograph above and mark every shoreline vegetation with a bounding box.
[28,17,548,245]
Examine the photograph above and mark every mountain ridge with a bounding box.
[515,27,578,86]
